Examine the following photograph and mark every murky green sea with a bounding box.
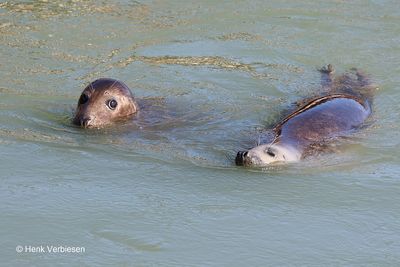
[1,1,400,266]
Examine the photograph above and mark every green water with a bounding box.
[1,1,400,266]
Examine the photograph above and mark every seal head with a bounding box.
[73,78,138,128]
[236,143,301,167]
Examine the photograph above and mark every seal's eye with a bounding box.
[78,93,89,105]
[267,149,276,157]
[107,99,118,110]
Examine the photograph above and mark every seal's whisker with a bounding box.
[256,135,261,146]
[266,134,278,151]
[108,79,119,91]
[89,81,95,92]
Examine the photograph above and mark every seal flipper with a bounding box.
[292,64,335,108]
[292,64,335,109]
[331,68,377,105]
[318,64,335,90]
[353,68,377,104]
[352,68,371,87]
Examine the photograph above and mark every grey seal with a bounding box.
[235,65,376,167]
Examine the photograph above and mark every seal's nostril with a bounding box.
[81,117,92,128]
[235,151,248,166]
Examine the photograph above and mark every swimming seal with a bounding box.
[235,65,376,167]
[73,78,138,128]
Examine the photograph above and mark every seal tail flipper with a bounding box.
[318,64,335,90]
[324,67,378,105]
[352,68,371,87]
[350,68,378,104]
[355,68,378,101]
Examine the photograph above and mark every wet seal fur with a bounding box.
[73,78,138,128]
[235,65,377,167]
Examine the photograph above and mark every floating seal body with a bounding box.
[236,65,376,167]
[73,78,138,128]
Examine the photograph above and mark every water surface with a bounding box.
[1,1,400,266]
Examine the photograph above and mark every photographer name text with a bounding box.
[16,245,85,254]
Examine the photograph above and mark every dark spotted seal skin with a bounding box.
[236,65,376,167]
[73,78,138,128]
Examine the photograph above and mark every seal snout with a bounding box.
[235,151,248,166]
[80,116,93,128]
